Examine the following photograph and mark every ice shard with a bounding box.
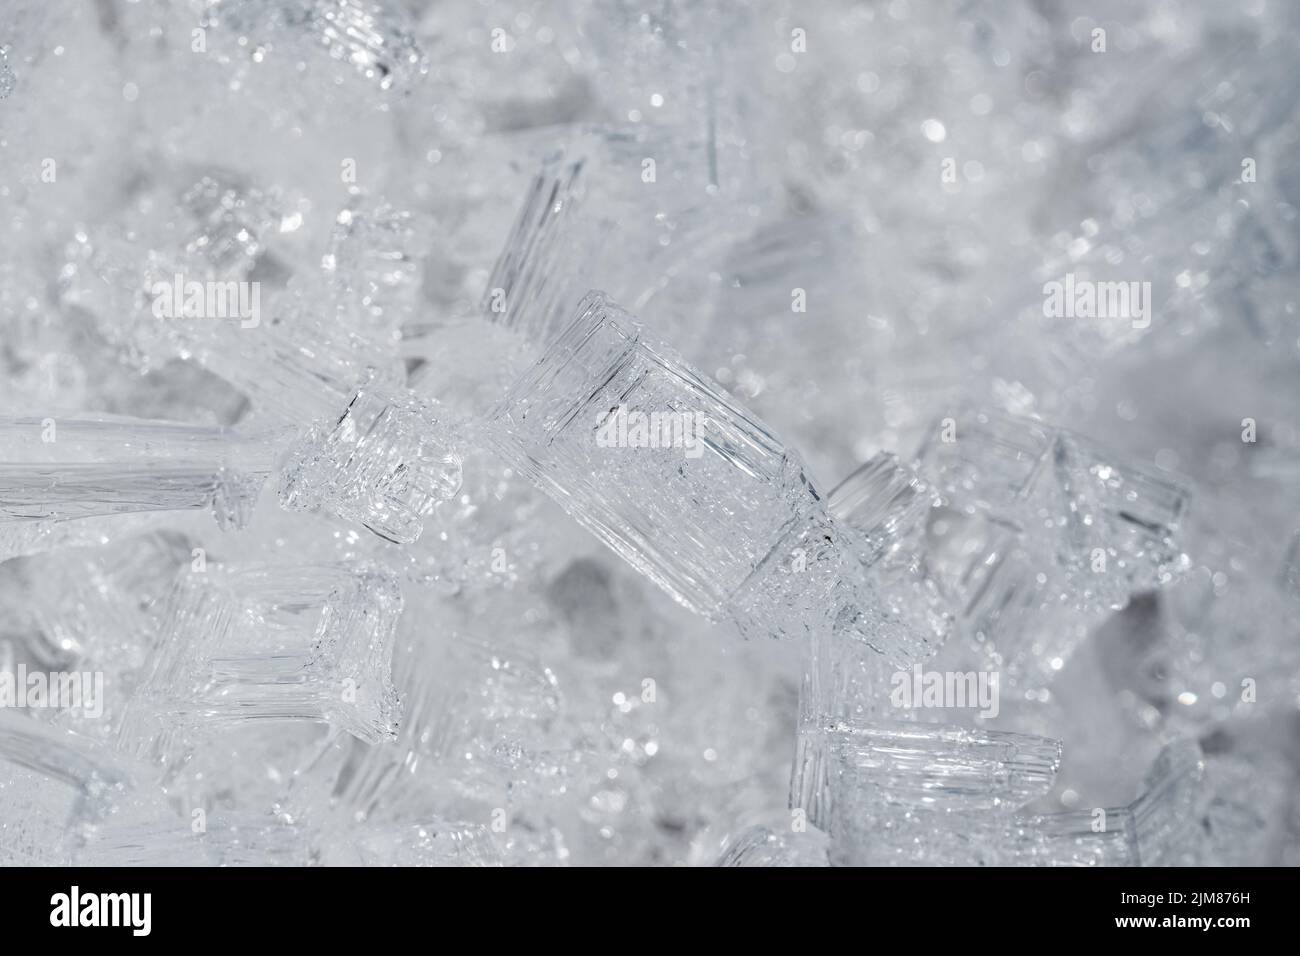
[482,128,757,352]
[211,0,429,95]
[793,715,1061,827]
[0,414,276,557]
[1002,739,1206,866]
[1,531,193,736]
[323,199,427,337]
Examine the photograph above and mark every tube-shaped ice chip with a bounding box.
[485,291,936,663]
[211,0,429,94]
[1053,430,1192,603]
[0,414,276,537]
[314,627,563,821]
[827,452,933,567]
[164,309,461,545]
[1127,738,1206,865]
[795,717,1062,821]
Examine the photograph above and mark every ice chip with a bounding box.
[119,562,404,764]
[0,414,275,533]
[279,386,463,545]
[486,292,935,662]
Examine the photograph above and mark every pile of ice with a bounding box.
[1,0,1297,866]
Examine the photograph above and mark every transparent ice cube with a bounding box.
[799,717,1061,822]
